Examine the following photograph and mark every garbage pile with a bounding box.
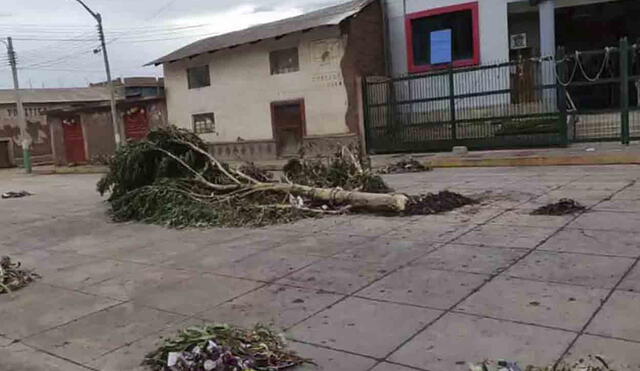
[531,198,586,216]
[469,355,615,371]
[0,256,40,294]
[378,158,432,174]
[143,324,309,371]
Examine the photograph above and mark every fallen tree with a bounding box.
[98,127,474,228]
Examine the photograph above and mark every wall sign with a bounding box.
[430,29,453,65]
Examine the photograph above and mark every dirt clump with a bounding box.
[531,198,586,216]
[405,191,476,215]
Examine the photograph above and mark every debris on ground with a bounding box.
[143,323,309,371]
[377,158,432,174]
[469,355,615,371]
[97,127,473,228]
[0,256,40,294]
[531,198,586,216]
[405,191,476,215]
[2,191,32,199]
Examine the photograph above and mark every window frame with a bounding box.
[187,65,211,89]
[269,47,300,75]
[405,2,480,73]
[192,112,216,134]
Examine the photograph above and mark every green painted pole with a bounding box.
[620,37,630,145]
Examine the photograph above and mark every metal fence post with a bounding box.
[556,47,569,145]
[360,76,371,154]
[448,65,457,141]
[620,37,630,145]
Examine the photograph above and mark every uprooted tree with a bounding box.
[97,127,474,228]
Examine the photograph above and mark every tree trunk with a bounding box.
[252,183,409,213]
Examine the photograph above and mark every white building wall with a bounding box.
[163,27,350,143]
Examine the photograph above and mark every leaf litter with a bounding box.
[143,323,309,371]
[0,256,40,294]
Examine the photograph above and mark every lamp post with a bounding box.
[2,37,31,173]
[73,0,121,147]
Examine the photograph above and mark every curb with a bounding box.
[423,153,640,168]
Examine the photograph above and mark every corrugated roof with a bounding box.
[147,0,374,66]
[0,87,115,105]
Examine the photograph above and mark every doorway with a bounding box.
[271,100,306,157]
[62,116,86,164]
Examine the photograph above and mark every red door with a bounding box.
[62,117,86,164]
[124,108,150,140]
[271,100,305,157]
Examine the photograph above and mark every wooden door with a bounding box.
[62,116,86,164]
[510,48,537,104]
[0,141,11,168]
[124,108,150,140]
[271,100,305,157]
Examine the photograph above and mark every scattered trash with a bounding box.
[143,323,310,371]
[1,191,32,199]
[585,148,596,152]
[531,199,586,216]
[378,158,432,175]
[405,191,476,215]
[0,256,40,294]
[469,354,615,371]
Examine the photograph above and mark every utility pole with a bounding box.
[73,0,121,147]
[4,37,32,173]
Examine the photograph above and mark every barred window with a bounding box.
[192,113,215,134]
[270,48,299,75]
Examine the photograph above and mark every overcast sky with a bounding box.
[0,0,344,89]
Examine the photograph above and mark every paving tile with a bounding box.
[0,342,92,371]
[564,335,640,370]
[333,236,436,268]
[388,313,574,371]
[369,362,418,371]
[408,205,505,225]
[0,284,119,339]
[211,251,321,282]
[289,297,442,358]
[107,240,206,264]
[618,263,640,293]
[159,245,263,272]
[24,303,184,365]
[200,284,344,329]
[358,266,489,310]
[276,258,390,295]
[81,265,194,301]
[505,251,634,289]
[567,211,640,232]
[321,216,409,237]
[456,277,609,331]
[488,209,575,228]
[455,225,557,249]
[383,221,471,242]
[412,244,527,275]
[8,249,102,279]
[197,229,300,250]
[290,342,377,371]
[271,233,370,257]
[132,273,260,316]
[43,258,146,290]
[561,181,631,192]
[538,228,640,257]
[611,186,640,200]
[586,291,640,342]
[593,199,640,212]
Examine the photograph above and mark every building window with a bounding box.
[187,65,211,89]
[270,48,299,75]
[192,113,215,134]
[406,2,480,73]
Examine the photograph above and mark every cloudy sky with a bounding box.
[0,0,344,89]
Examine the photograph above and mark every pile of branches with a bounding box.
[0,256,40,294]
[98,127,475,228]
[143,323,309,371]
[378,158,432,174]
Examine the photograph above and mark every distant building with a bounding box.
[148,0,385,160]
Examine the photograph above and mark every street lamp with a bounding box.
[73,0,122,147]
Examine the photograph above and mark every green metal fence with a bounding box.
[363,38,639,154]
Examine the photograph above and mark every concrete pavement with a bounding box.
[1,165,640,370]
